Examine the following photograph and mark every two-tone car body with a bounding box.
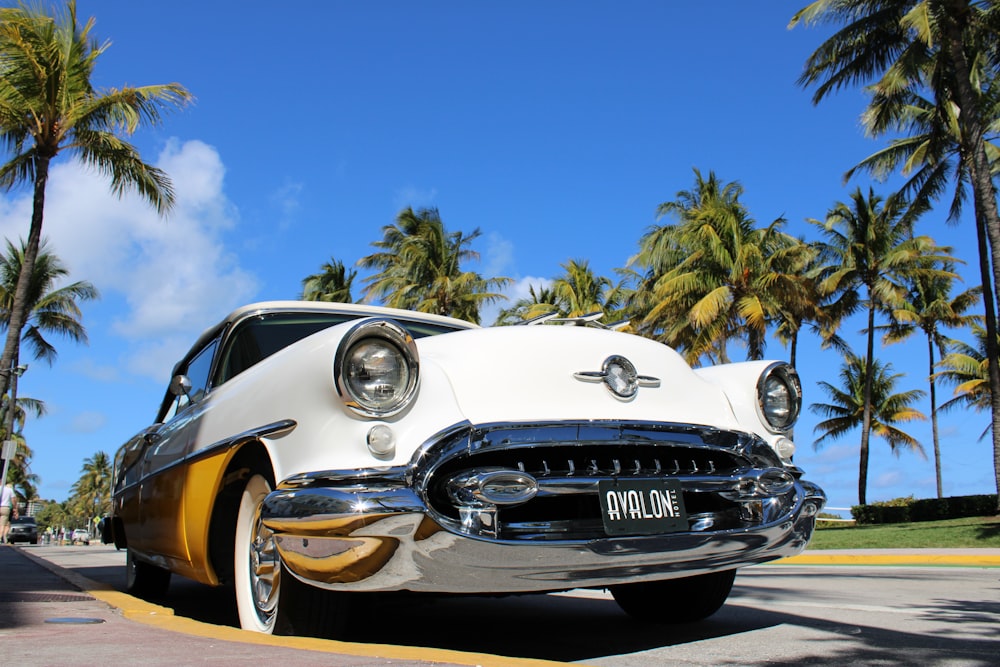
[109,301,825,635]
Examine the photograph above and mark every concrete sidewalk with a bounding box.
[0,544,564,667]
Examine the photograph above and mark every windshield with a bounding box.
[215,311,463,385]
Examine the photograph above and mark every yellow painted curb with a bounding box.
[18,548,575,667]
[93,601,570,667]
[779,553,1000,567]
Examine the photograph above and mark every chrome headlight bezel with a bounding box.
[334,318,419,418]
[756,362,801,433]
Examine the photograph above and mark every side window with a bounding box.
[184,341,217,404]
[161,339,219,422]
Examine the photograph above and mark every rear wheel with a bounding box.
[126,549,171,599]
[610,569,736,624]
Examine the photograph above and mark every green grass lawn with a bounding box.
[807,515,1000,550]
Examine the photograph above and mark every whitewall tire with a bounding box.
[234,474,281,633]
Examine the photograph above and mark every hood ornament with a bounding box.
[574,355,660,399]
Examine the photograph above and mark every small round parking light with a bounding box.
[775,437,796,461]
[367,424,396,458]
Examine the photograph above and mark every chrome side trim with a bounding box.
[113,420,297,497]
[185,419,298,466]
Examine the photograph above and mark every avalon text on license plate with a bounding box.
[598,479,688,536]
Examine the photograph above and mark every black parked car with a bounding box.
[8,516,38,544]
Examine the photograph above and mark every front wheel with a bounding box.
[234,474,282,633]
[610,569,736,624]
[232,473,346,636]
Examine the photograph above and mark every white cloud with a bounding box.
[270,180,304,230]
[808,442,857,471]
[70,358,121,383]
[874,470,905,489]
[482,231,514,278]
[0,138,259,381]
[393,185,438,211]
[123,334,194,382]
[68,411,108,434]
[507,276,553,302]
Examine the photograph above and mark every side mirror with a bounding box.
[169,374,193,397]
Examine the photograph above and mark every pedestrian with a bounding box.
[0,482,16,544]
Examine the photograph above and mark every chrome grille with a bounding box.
[426,439,749,541]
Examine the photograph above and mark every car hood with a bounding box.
[415,325,740,429]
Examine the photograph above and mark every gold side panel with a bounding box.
[177,450,234,586]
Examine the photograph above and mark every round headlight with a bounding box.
[757,363,801,432]
[335,319,419,417]
[345,339,409,405]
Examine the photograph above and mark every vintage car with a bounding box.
[108,301,825,635]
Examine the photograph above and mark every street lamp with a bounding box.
[0,364,28,509]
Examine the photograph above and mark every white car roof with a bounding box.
[222,301,479,331]
[179,300,479,374]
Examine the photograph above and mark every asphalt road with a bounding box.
[16,544,1000,666]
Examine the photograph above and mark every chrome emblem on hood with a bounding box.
[574,355,661,399]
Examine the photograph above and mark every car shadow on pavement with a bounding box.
[333,588,999,665]
[342,591,776,662]
[42,550,1000,665]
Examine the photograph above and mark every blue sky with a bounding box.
[0,1,994,513]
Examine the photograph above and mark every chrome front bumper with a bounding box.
[261,421,827,593]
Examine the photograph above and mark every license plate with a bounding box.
[598,479,688,536]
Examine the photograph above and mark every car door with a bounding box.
[137,338,219,562]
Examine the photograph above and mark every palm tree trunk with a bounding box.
[974,209,1000,513]
[927,335,942,499]
[935,0,1000,513]
[859,301,876,506]
[0,155,49,402]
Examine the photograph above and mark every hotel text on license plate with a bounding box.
[598,479,688,536]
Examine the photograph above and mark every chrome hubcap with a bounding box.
[248,507,279,622]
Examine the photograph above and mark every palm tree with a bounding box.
[69,450,111,526]
[0,238,98,363]
[0,238,93,494]
[935,323,994,438]
[359,207,511,324]
[881,264,982,496]
[494,284,559,325]
[551,259,624,318]
[300,258,356,303]
[0,415,40,507]
[848,85,1000,491]
[629,169,805,364]
[0,1,191,408]
[767,238,853,368]
[811,187,953,504]
[791,0,1000,511]
[0,392,42,483]
[811,352,927,468]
